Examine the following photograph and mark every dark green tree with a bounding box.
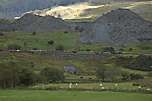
[40,67,64,83]
[18,68,36,86]
[48,40,54,45]
[96,66,106,82]
[0,62,19,88]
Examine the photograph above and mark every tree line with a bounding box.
[0,61,64,89]
[0,55,147,88]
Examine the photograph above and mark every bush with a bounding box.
[132,83,140,86]
[0,32,4,36]
[40,67,65,83]
[32,48,38,50]
[72,50,77,53]
[129,48,133,51]
[48,40,54,45]
[56,45,64,51]
[64,31,68,33]
[7,44,21,50]
[130,73,144,80]
[96,65,122,82]
[103,47,115,54]
[86,49,91,52]
[32,32,36,35]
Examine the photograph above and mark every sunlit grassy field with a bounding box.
[0,90,151,101]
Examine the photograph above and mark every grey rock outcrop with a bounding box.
[80,8,152,45]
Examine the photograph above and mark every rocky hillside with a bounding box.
[0,8,152,45]
[80,8,152,45]
[12,13,71,32]
[0,13,71,32]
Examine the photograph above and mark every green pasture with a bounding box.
[0,90,151,101]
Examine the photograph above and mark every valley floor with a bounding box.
[0,90,151,101]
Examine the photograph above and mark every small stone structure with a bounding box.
[64,65,79,74]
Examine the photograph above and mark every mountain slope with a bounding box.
[0,8,152,45]
[0,13,72,32]
[0,0,151,19]
[12,13,71,32]
[80,8,152,45]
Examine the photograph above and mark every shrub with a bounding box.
[32,48,38,50]
[32,32,36,35]
[7,44,21,50]
[103,47,115,54]
[72,50,77,53]
[0,32,4,36]
[56,45,64,51]
[129,48,133,51]
[130,73,144,80]
[40,67,65,83]
[132,83,140,86]
[64,31,68,33]
[86,49,91,52]
[48,40,54,45]
[96,65,122,82]
[80,76,84,79]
